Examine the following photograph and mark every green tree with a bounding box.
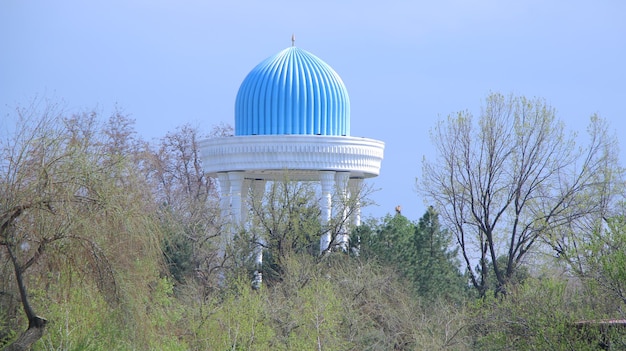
[420,93,619,297]
[0,103,112,350]
[561,205,626,313]
[468,276,624,350]
[233,175,371,286]
[0,102,185,350]
[358,207,467,301]
[240,180,322,285]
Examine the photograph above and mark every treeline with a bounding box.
[1,94,626,350]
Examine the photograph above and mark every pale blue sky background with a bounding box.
[2,1,625,221]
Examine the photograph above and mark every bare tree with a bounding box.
[419,93,619,297]
[144,124,227,289]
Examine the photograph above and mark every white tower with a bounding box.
[199,44,384,262]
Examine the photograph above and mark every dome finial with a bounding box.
[291,33,295,47]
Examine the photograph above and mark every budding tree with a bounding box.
[0,103,154,350]
[145,123,226,287]
[419,93,619,297]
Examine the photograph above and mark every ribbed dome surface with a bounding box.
[235,46,350,136]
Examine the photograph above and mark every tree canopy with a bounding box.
[1,96,625,350]
[357,207,468,301]
[419,92,620,297]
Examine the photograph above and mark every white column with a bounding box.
[250,179,266,290]
[335,172,351,251]
[251,179,266,266]
[349,178,363,255]
[319,171,335,254]
[349,178,363,228]
[228,172,245,226]
[217,172,231,223]
[241,178,252,226]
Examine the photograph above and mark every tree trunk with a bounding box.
[3,317,47,351]
[3,245,47,351]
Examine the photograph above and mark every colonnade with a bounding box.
[216,170,363,255]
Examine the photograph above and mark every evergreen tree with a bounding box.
[358,207,467,301]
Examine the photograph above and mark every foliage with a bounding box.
[0,102,185,350]
[420,92,620,297]
[245,180,322,283]
[357,207,468,302]
[587,214,626,306]
[478,254,530,294]
[146,124,224,286]
[181,253,470,351]
[236,177,371,286]
[468,275,626,350]
[322,255,469,350]
[1,102,115,349]
[562,207,626,311]
[3,97,626,350]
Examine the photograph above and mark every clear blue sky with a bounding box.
[2,1,625,221]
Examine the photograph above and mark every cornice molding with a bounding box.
[199,135,384,180]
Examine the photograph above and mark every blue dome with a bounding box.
[235,46,350,136]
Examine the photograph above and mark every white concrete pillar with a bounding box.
[335,172,351,251]
[228,172,245,226]
[349,178,363,255]
[250,179,266,290]
[217,172,231,222]
[349,178,363,228]
[241,178,252,226]
[319,171,335,254]
[251,179,267,266]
